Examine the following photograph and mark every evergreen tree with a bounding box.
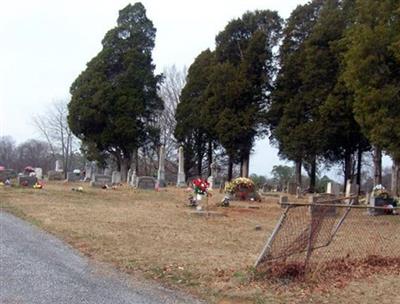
[213,10,283,178]
[268,0,324,189]
[343,0,400,187]
[68,3,163,181]
[174,50,215,177]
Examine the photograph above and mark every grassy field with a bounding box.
[1,182,399,303]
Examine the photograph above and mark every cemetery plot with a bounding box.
[0,183,399,304]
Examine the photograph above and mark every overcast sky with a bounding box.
[2,0,388,178]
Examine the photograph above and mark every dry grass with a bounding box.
[1,183,399,303]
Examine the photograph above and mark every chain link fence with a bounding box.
[255,197,400,282]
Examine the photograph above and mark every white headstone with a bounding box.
[55,160,62,172]
[104,168,112,176]
[157,145,166,187]
[130,170,137,187]
[84,164,92,181]
[127,168,132,184]
[34,168,43,179]
[112,171,121,184]
[207,176,214,189]
[176,146,186,187]
[327,182,332,194]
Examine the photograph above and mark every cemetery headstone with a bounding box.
[137,176,156,190]
[176,146,186,187]
[209,162,222,189]
[368,192,394,216]
[130,170,137,187]
[104,168,112,176]
[66,172,80,182]
[18,176,38,187]
[84,163,92,181]
[112,171,121,184]
[55,160,63,172]
[90,174,112,188]
[0,169,17,182]
[157,145,166,187]
[48,170,64,181]
[34,168,43,179]
[127,168,132,184]
[327,182,341,195]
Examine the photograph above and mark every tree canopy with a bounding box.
[68,3,162,180]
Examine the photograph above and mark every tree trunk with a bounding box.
[228,156,233,181]
[356,149,362,194]
[309,157,316,193]
[343,150,352,193]
[134,148,139,173]
[295,159,302,188]
[241,153,249,178]
[373,145,382,186]
[207,141,213,177]
[197,154,202,177]
[391,158,400,196]
[120,157,130,182]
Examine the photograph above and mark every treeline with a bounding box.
[67,1,400,192]
[175,0,400,193]
[0,136,83,173]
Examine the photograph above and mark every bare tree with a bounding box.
[157,65,187,159]
[0,136,16,168]
[15,139,53,172]
[33,99,79,174]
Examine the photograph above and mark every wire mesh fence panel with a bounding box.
[255,199,400,281]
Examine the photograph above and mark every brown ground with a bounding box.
[1,182,399,303]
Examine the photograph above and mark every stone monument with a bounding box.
[34,168,43,179]
[130,170,137,187]
[127,168,132,185]
[55,160,63,172]
[176,146,186,187]
[157,145,166,187]
[90,174,112,188]
[137,176,156,190]
[112,171,121,184]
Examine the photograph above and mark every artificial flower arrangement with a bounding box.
[373,184,390,199]
[33,182,43,189]
[224,177,255,195]
[192,178,209,196]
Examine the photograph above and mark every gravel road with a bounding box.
[0,212,203,304]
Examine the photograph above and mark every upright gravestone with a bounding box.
[55,160,63,172]
[34,168,43,179]
[127,168,132,185]
[90,174,112,188]
[176,146,186,187]
[327,181,341,196]
[207,162,217,189]
[18,176,37,187]
[208,162,221,189]
[137,176,156,190]
[130,170,137,187]
[66,172,80,182]
[157,145,166,187]
[327,182,332,194]
[48,170,64,181]
[84,163,92,181]
[112,171,121,184]
[104,167,112,176]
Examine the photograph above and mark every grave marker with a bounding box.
[112,171,121,184]
[176,146,186,187]
[137,176,156,190]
